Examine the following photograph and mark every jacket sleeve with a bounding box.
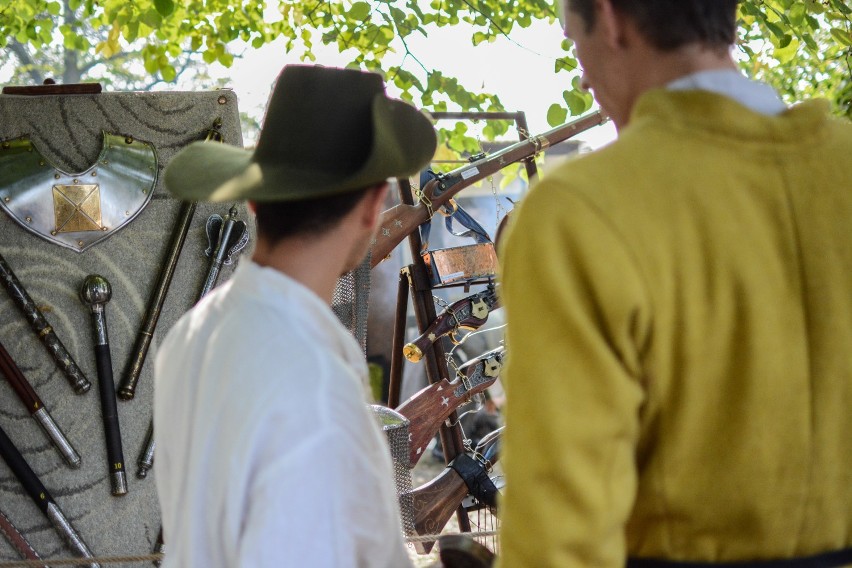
[497,181,650,568]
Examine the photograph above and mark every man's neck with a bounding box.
[615,42,737,127]
[251,230,354,305]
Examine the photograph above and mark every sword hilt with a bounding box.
[199,205,249,300]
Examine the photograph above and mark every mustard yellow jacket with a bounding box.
[498,90,852,567]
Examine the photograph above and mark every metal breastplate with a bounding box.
[0,133,157,253]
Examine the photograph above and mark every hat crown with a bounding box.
[253,66,379,175]
[163,64,437,203]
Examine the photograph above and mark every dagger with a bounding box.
[0,250,91,394]
[0,340,81,468]
[0,424,99,567]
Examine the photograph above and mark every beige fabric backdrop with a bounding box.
[0,88,252,562]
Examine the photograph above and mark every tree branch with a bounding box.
[8,40,44,85]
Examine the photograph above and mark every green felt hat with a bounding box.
[165,65,437,202]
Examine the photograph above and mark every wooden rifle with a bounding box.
[403,283,500,363]
[397,346,503,467]
[408,427,503,553]
[371,110,608,267]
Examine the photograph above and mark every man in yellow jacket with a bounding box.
[498,1,852,566]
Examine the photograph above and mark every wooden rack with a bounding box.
[386,111,539,534]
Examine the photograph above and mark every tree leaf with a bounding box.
[349,2,371,20]
[830,27,852,46]
[154,0,175,17]
[547,103,568,126]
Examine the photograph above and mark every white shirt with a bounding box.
[154,261,412,568]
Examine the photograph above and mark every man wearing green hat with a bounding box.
[153,65,436,567]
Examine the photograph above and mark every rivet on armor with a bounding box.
[102,160,109,165]
[73,179,79,184]
[77,240,84,247]
[3,197,9,203]
[125,211,130,216]
[54,173,60,179]
[218,95,228,105]
[102,227,108,231]
[51,230,57,236]
[25,217,32,223]
[125,136,133,144]
[39,161,45,166]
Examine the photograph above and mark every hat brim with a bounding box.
[165,95,436,203]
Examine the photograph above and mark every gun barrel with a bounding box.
[371,110,607,266]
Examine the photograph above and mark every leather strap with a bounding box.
[0,509,43,561]
[449,452,498,508]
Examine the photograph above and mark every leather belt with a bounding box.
[627,547,852,568]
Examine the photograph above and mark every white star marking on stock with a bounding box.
[441,396,449,407]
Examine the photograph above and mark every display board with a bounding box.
[0,87,251,563]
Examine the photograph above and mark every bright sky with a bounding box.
[0,15,617,150]
[201,17,617,149]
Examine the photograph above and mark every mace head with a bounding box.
[80,274,112,306]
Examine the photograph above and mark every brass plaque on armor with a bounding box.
[53,184,103,233]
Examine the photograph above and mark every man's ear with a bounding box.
[596,0,628,49]
[362,182,389,230]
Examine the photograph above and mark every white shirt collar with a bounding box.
[667,69,787,116]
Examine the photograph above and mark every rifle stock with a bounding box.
[396,346,504,467]
[371,110,608,267]
[410,465,470,554]
[408,427,504,554]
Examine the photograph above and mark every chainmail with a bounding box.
[332,254,371,353]
[370,405,416,537]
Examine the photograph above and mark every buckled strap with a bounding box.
[418,168,491,252]
[449,453,498,508]
[627,547,852,568]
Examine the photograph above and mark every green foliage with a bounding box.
[737,0,852,118]
[2,0,849,152]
